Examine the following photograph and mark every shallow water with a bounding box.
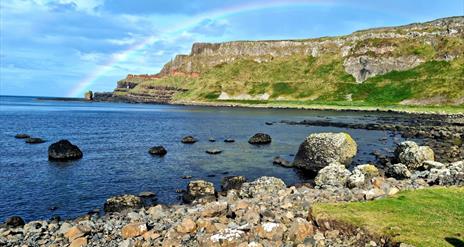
[0,96,410,221]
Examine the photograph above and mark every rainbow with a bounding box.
[67,0,333,97]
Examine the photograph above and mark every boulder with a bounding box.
[427,160,464,186]
[347,164,379,188]
[221,176,247,191]
[386,163,411,179]
[5,216,25,228]
[206,149,222,155]
[248,133,272,145]
[224,138,235,143]
[254,222,287,241]
[273,156,292,168]
[395,141,434,169]
[314,162,351,188]
[14,133,30,139]
[48,140,83,161]
[25,137,45,144]
[181,136,197,144]
[182,180,216,203]
[239,176,286,198]
[103,194,143,213]
[148,146,167,156]
[121,222,147,239]
[293,132,357,173]
[208,138,216,142]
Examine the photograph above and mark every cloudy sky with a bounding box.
[1,0,463,97]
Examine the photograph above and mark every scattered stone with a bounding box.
[200,201,228,217]
[272,156,292,167]
[25,137,46,144]
[121,222,147,239]
[254,222,287,241]
[65,226,86,241]
[224,138,235,143]
[293,132,357,173]
[14,133,30,139]
[183,180,216,203]
[103,194,143,213]
[221,176,247,191]
[176,218,196,233]
[181,136,197,144]
[48,140,83,161]
[395,141,435,169]
[248,133,272,145]
[206,149,222,154]
[386,163,411,179]
[148,146,167,156]
[315,162,351,188]
[5,216,25,228]
[239,176,286,198]
[286,218,314,244]
[69,237,87,247]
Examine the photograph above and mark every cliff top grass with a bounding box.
[312,187,464,247]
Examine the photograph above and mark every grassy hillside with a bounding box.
[312,187,464,247]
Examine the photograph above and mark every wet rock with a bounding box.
[14,133,30,139]
[209,138,216,142]
[181,136,197,144]
[395,141,434,169]
[5,216,25,228]
[148,146,167,156]
[138,191,156,198]
[239,176,286,198]
[25,137,46,144]
[248,133,272,145]
[221,176,247,191]
[121,222,147,239]
[293,132,357,173]
[224,138,235,143]
[103,194,143,213]
[206,149,222,154]
[315,162,351,188]
[273,156,292,168]
[181,175,193,179]
[265,122,273,125]
[48,140,83,161]
[183,180,216,203]
[386,163,412,179]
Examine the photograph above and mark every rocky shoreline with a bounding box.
[2,132,463,246]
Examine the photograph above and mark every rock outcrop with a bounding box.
[292,132,357,173]
[48,140,83,161]
[248,133,272,145]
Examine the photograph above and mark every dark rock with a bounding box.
[181,175,193,179]
[265,122,273,125]
[5,216,25,228]
[206,149,222,154]
[138,191,156,198]
[103,194,143,213]
[224,138,235,143]
[48,206,58,211]
[181,136,197,144]
[48,140,83,161]
[25,137,45,144]
[208,138,216,142]
[50,215,61,222]
[221,176,247,191]
[248,133,272,145]
[273,156,292,167]
[148,146,167,156]
[207,174,216,177]
[15,133,30,139]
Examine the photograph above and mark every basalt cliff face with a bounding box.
[97,17,464,106]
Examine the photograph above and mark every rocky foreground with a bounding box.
[1,135,463,247]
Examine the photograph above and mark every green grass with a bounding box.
[312,187,464,247]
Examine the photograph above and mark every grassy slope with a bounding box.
[125,36,464,113]
[312,187,464,247]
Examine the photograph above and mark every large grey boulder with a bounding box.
[292,132,357,173]
[386,163,412,180]
[427,160,464,186]
[395,141,434,169]
[315,162,351,188]
[347,164,379,188]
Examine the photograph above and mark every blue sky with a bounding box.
[1,0,463,97]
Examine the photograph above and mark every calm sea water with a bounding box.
[0,96,407,221]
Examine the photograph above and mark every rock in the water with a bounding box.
[224,138,235,143]
[103,194,143,213]
[239,176,286,198]
[315,162,351,188]
[138,191,156,198]
[221,176,247,191]
[395,141,434,169]
[265,122,273,125]
[248,133,272,145]
[25,137,45,144]
[206,149,222,154]
[386,163,412,179]
[183,180,216,203]
[148,146,167,156]
[208,138,216,142]
[273,156,292,167]
[5,216,25,228]
[293,132,357,173]
[48,140,83,161]
[15,133,30,139]
[181,136,197,144]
